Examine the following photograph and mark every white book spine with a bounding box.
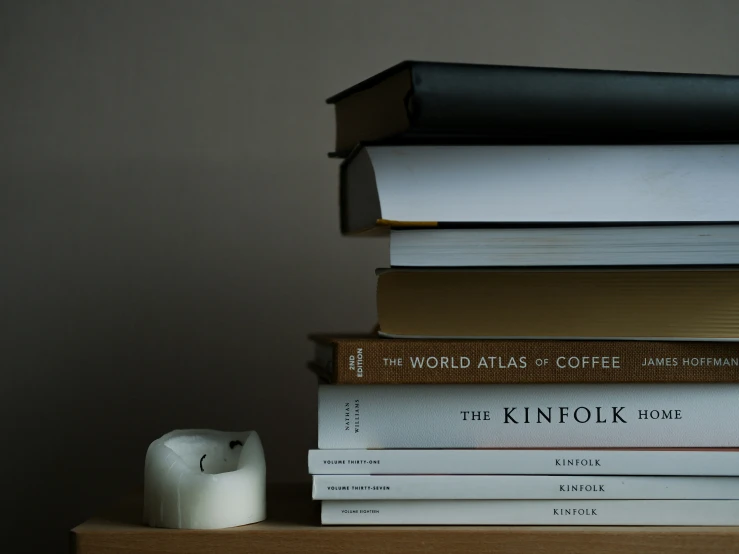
[313,475,739,500]
[308,449,739,476]
[317,384,739,449]
[321,499,739,525]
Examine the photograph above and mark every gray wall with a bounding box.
[2,1,738,551]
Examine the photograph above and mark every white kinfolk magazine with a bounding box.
[308,448,739,476]
[321,499,739,525]
[317,384,739,449]
[312,475,739,500]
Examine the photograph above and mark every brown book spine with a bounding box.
[312,338,739,384]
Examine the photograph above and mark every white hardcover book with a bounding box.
[313,475,739,500]
[317,384,739,449]
[308,448,739,476]
[321,499,739,525]
[389,225,739,267]
[342,145,739,234]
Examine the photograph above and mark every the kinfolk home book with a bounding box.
[316,384,739,449]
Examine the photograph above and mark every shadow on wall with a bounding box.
[0,160,382,552]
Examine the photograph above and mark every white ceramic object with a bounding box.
[143,429,266,529]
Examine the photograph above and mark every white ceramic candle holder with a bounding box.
[143,429,266,529]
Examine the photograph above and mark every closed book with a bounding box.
[312,475,739,500]
[309,335,739,384]
[317,384,739,449]
[340,144,739,234]
[389,225,739,267]
[321,499,739,525]
[328,61,739,156]
[308,448,739,476]
[376,268,739,339]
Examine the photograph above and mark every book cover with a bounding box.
[313,474,739,500]
[317,384,739,449]
[389,225,739,267]
[308,448,739,476]
[310,335,739,384]
[328,61,739,156]
[340,145,739,234]
[376,267,739,339]
[321,499,739,525]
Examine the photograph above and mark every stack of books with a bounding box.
[309,61,739,526]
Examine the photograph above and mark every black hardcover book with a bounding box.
[327,61,739,156]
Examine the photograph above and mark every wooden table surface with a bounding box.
[72,483,739,554]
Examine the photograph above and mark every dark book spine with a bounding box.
[315,340,739,384]
[408,63,739,142]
